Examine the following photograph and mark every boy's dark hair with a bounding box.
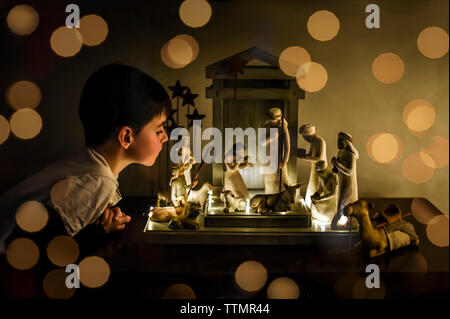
[79,64,171,146]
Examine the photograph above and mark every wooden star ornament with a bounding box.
[168,80,188,99]
[182,88,199,107]
[186,108,206,127]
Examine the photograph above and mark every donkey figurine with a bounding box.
[250,183,301,214]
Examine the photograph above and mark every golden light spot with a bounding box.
[0,115,10,145]
[307,10,340,41]
[417,26,449,59]
[161,40,186,69]
[367,133,403,164]
[179,0,212,28]
[279,46,311,77]
[167,37,194,66]
[411,198,440,225]
[175,34,200,63]
[10,108,42,140]
[426,215,449,247]
[6,4,39,36]
[372,53,404,84]
[6,238,40,270]
[266,277,300,299]
[47,236,79,267]
[296,62,328,93]
[420,136,449,168]
[6,81,41,110]
[15,201,49,233]
[50,26,83,57]
[234,260,268,293]
[402,99,435,134]
[78,256,110,288]
[402,152,435,183]
[352,279,385,299]
[162,283,196,299]
[43,269,76,299]
[78,15,108,46]
[333,273,360,298]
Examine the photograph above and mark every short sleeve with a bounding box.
[50,175,121,236]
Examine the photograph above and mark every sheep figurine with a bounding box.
[250,183,301,214]
[221,190,247,213]
[188,182,213,209]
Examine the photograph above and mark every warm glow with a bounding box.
[15,201,49,233]
[43,269,76,299]
[372,52,404,84]
[296,62,328,93]
[179,0,212,28]
[10,108,42,140]
[337,215,348,226]
[50,26,83,57]
[78,15,108,46]
[0,115,10,145]
[6,238,40,270]
[167,37,194,66]
[47,236,80,267]
[426,215,449,247]
[162,283,196,299]
[411,198,440,225]
[402,99,435,134]
[417,26,449,59]
[161,40,187,69]
[266,277,300,299]
[402,152,435,183]
[234,260,268,293]
[175,34,200,63]
[7,4,39,36]
[307,10,340,41]
[420,136,449,168]
[367,133,402,164]
[352,278,385,299]
[279,46,311,77]
[6,81,42,110]
[79,256,110,288]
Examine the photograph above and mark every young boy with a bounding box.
[0,64,169,254]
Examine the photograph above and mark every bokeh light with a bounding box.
[78,15,108,46]
[411,198,440,225]
[307,10,340,41]
[372,52,404,84]
[402,99,435,134]
[78,256,110,288]
[7,4,39,36]
[333,273,360,298]
[234,260,268,293]
[420,136,449,168]
[0,115,10,145]
[352,278,385,299]
[167,37,194,66]
[279,46,311,77]
[43,269,76,299]
[179,0,212,28]
[162,283,196,299]
[175,34,200,63]
[6,81,42,110]
[6,238,40,270]
[296,62,328,93]
[402,152,435,183]
[10,108,43,140]
[15,201,49,233]
[266,277,300,299]
[50,26,83,57]
[417,26,449,59]
[367,133,403,164]
[426,215,449,247]
[47,236,79,267]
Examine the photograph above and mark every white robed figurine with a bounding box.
[310,160,338,222]
[223,143,252,200]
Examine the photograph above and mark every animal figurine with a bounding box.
[310,160,338,222]
[344,200,419,258]
[188,182,213,209]
[250,183,301,214]
[223,143,252,200]
[221,190,247,213]
[156,188,172,207]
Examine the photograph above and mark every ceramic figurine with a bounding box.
[331,132,359,229]
[250,183,301,214]
[221,190,247,213]
[188,182,213,209]
[310,160,338,222]
[223,143,253,200]
[261,108,290,194]
[179,136,195,185]
[296,124,327,208]
[344,200,419,257]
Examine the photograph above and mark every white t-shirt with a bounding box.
[0,148,121,252]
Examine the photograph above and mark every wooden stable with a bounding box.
[205,47,305,188]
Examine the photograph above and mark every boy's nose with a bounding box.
[161,129,169,143]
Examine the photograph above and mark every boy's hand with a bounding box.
[99,207,131,233]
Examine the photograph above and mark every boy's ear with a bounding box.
[118,126,133,149]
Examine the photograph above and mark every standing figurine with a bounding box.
[223,143,252,200]
[310,160,338,222]
[331,132,359,229]
[261,108,290,194]
[179,136,195,186]
[296,124,327,208]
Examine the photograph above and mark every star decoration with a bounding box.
[181,88,198,107]
[168,80,188,99]
[164,108,178,134]
[229,56,247,76]
[186,108,206,127]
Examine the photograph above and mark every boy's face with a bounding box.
[130,113,168,166]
